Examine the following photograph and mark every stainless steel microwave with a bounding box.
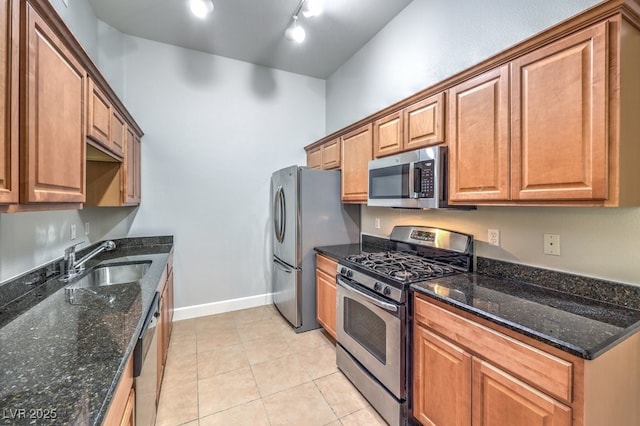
[368,146,455,209]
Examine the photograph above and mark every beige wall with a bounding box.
[362,205,640,287]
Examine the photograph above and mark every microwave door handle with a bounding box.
[337,277,398,313]
[408,162,415,197]
[413,164,423,198]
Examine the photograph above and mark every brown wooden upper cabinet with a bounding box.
[449,20,625,205]
[304,3,639,207]
[510,23,607,202]
[341,124,372,203]
[22,2,86,203]
[0,0,18,204]
[306,145,322,169]
[373,92,444,158]
[87,78,112,150]
[111,108,126,158]
[306,138,341,170]
[87,77,126,159]
[448,66,510,202]
[123,127,141,205]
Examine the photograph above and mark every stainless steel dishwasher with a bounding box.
[133,291,160,426]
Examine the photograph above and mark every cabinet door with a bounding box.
[157,287,166,399]
[373,111,403,158]
[111,109,125,158]
[511,23,608,201]
[321,138,341,169]
[307,146,322,169]
[23,3,86,203]
[448,66,510,202]
[316,269,337,340]
[157,270,173,395]
[413,326,472,426]
[0,0,18,204]
[472,358,571,426]
[166,270,174,335]
[87,78,111,150]
[123,128,141,205]
[404,92,445,151]
[120,388,135,426]
[316,254,337,339]
[341,124,372,203]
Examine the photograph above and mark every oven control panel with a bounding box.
[338,265,404,304]
[410,229,436,243]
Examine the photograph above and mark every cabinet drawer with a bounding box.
[316,253,338,277]
[414,295,573,404]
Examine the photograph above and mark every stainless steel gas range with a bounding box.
[335,226,474,426]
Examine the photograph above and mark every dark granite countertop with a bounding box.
[315,236,640,360]
[314,243,363,260]
[0,236,173,425]
[411,267,640,360]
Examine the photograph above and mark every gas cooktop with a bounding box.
[345,251,457,284]
[336,226,474,303]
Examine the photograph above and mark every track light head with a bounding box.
[301,0,323,18]
[285,16,306,43]
[189,0,214,19]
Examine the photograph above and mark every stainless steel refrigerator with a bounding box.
[271,166,360,333]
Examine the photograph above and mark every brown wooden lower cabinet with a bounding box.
[315,253,338,340]
[413,326,471,426]
[157,265,174,400]
[104,354,134,426]
[473,358,571,426]
[412,293,640,426]
[120,388,135,426]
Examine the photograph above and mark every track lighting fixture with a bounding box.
[189,0,214,19]
[285,0,323,43]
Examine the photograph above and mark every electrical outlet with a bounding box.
[85,222,90,236]
[70,224,77,240]
[488,229,500,246]
[544,234,560,256]
[374,217,381,229]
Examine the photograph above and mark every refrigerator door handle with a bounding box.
[273,186,286,243]
[279,186,286,242]
[273,257,293,272]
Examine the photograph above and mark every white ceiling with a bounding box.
[88,0,413,79]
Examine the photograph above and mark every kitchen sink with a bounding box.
[65,261,152,289]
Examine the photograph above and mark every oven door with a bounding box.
[336,277,405,399]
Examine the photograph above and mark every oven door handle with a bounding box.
[337,277,398,313]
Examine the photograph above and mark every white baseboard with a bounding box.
[172,292,274,321]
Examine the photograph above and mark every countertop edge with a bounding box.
[94,245,174,425]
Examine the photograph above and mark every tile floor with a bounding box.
[155,305,387,426]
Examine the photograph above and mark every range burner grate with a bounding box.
[346,251,456,283]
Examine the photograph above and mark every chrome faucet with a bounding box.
[61,240,116,280]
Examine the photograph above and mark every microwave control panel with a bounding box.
[415,160,435,198]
